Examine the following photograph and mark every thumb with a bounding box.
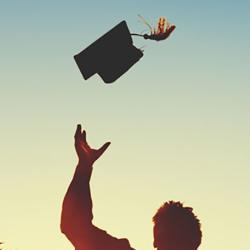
[95,142,111,160]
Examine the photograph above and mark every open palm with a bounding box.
[74,124,110,165]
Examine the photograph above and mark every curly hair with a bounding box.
[153,201,202,250]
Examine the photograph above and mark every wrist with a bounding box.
[77,160,93,176]
[78,159,93,167]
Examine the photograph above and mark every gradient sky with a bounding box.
[1,1,250,250]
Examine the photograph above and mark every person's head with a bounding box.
[153,201,202,250]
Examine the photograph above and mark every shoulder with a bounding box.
[115,238,135,250]
[92,226,135,250]
[72,225,135,250]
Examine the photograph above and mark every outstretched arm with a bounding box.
[60,124,110,244]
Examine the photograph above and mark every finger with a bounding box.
[74,124,82,139]
[96,142,111,159]
[81,130,86,142]
[81,130,91,150]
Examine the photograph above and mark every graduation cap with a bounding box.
[74,21,143,84]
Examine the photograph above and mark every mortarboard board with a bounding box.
[74,21,143,84]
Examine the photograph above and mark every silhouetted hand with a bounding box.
[74,124,111,166]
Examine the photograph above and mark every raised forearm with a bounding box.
[71,161,94,219]
[61,162,94,234]
[61,124,110,240]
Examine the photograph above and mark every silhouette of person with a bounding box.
[61,124,202,250]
